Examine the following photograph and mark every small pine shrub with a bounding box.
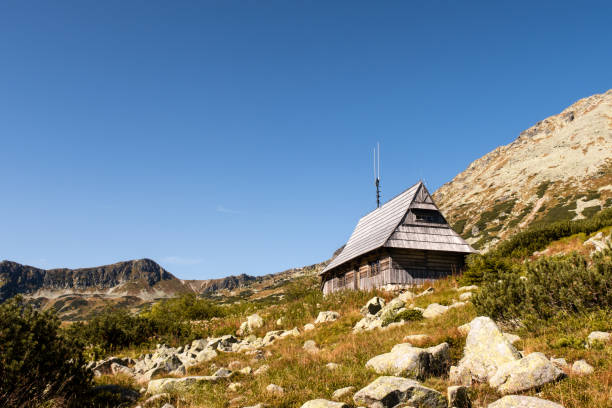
[382,309,423,326]
[473,249,612,327]
[0,296,92,407]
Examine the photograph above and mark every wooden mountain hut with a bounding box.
[320,181,475,294]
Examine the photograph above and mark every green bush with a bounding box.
[382,308,423,326]
[0,296,92,407]
[473,249,612,327]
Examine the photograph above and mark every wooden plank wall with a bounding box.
[322,249,464,294]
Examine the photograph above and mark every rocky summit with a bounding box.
[434,89,612,250]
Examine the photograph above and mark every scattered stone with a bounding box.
[315,311,340,324]
[361,297,386,316]
[422,303,449,319]
[398,290,416,302]
[196,348,218,363]
[301,399,349,408]
[365,342,449,379]
[416,287,435,297]
[502,333,521,345]
[454,316,521,383]
[587,331,611,347]
[459,292,473,301]
[332,386,356,400]
[571,359,594,375]
[487,395,564,408]
[266,383,284,395]
[243,404,267,408]
[457,285,478,292]
[276,317,284,326]
[550,357,569,370]
[447,385,471,408]
[353,376,446,408]
[378,298,406,323]
[254,365,270,376]
[449,301,467,309]
[303,340,320,354]
[228,361,242,370]
[326,362,340,370]
[488,352,565,394]
[237,314,265,336]
[240,366,253,375]
[353,315,383,332]
[147,376,218,394]
[228,382,242,392]
[213,367,233,378]
[403,334,430,344]
[304,323,316,331]
[161,404,175,408]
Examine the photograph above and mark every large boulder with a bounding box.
[571,359,594,375]
[332,386,356,400]
[454,317,521,382]
[315,311,340,324]
[447,386,471,408]
[488,352,565,394]
[301,399,349,408]
[586,331,611,347]
[353,376,446,408]
[487,396,564,408]
[365,343,449,379]
[361,297,386,316]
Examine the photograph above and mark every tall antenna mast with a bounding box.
[374,143,381,208]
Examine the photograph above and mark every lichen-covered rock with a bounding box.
[304,323,315,331]
[459,292,473,301]
[456,316,521,382]
[361,297,386,316]
[303,340,320,354]
[354,315,383,332]
[301,399,349,408]
[365,343,449,380]
[457,285,478,292]
[196,349,218,363]
[502,333,521,345]
[586,331,611,347]
[266,383,284,395]
[332,386,356,400]
[315,311,340,324]
[487,395,564,408]
[147,376,218,394]
[422,303,449,319]
[447,385,471,408]
[353,376,446,408]
[488,352,565,394]
[571,359,594,375]
[378,298,406,322]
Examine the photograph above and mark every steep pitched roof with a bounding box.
[321,181,475,275]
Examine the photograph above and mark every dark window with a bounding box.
[369,260,380,276]
[412,209,444,224]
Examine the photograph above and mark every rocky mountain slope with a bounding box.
[434,89,612,250]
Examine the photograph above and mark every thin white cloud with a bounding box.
[216,205,243,214]
[162,256,203,266]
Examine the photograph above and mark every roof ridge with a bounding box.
[357,181,422,221]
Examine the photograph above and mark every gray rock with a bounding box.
[304,323,316,331]
[403,334,430,344]
[362,297,386,316]
[254,364,270,375]
[459,292,473,301]
[449,365,472,387]
[354,315,383,332]
[365,342,449,379]
[416,287,435,297]
[161,404,175,408]
[586,331,611,347]
[142,393,170,407]
[550,357,569,370]
[213,367,233,378]
[303,340,320,354]
[315,311,340,324]
[353,376,446,408]
[302,399,349,408]
[489,352,564,394]
[487,395,564,408]
[196,348,218,363]
[422,303,449,319]
[457,285,478,292]
[147,376,218,394]
[378,298,406,323]
[326,362,340,370]
[266,383,284,395]
[455,316,521,382]
[571,359,594,375]
[447,385,471,408]
[398,291,416,302]
[332,386,356,400]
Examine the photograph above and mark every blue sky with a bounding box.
[1,1,611,279]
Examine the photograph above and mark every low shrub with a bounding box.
[473,249,612,327]
[0,296,92,407]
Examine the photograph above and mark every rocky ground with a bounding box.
[91,278,611,408]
